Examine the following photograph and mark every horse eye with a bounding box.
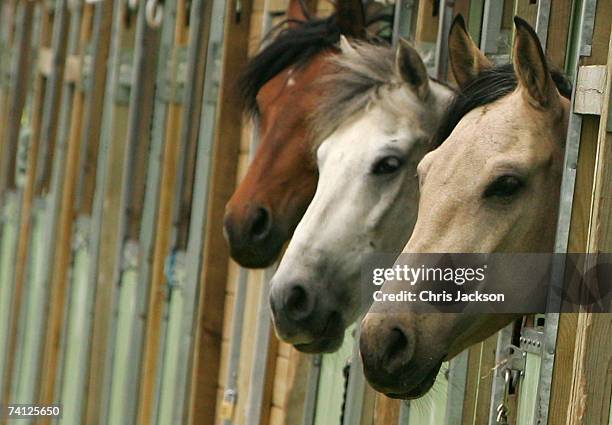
[372,156,403,175]
[483,175,524,199]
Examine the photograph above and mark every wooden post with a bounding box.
[564,22,612,425]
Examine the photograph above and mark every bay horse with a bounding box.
[223,0,368,268]
[269,38,455,353]
[359,16,572,399]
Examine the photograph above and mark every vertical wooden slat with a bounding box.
[415,0,438,43]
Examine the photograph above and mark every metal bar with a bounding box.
[392,0,403,46]
[301,355,322,425]
[169,0,212,250]
[341,327,366,425]
[479,0,503,55]
[220,267,250,425]
[107,241,141,425]
[487,324,514,425]
[393,0,416,45]
[434,0,453,81]
[445,350,469,425]
[157,250,188,425]
[12,200,47,405]
[534,0,598,423]
[398,401,411,424]
[578,0,597,57]
[245,266,276,424]
[0,192,19,402]
[57,218,92,425]
[534,0,551,48]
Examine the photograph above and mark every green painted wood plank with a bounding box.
[517,352,541,425]
[157,254,186,425]
[107,252,140,425]
[58,234,92,425]
[0,191,19,404]
[314,326,355,425]
[13,202,47,404]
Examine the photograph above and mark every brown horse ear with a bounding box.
[287,0,310,27]
[448,14,493,87]
[336,0,366,38]
[513,16,560,110]
[395,38,429,100]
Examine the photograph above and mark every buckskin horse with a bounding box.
[359,16,572,399]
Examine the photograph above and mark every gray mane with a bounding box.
[310,41,428,150]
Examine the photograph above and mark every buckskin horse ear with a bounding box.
[336,0,366,38]
[448,14,493,87]
[287,0,310,28]
[395,38,430,100]
[513,16,560,110]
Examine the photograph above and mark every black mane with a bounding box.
[238,16,343,115]
[238,11,392,115]
[431,63,572,149]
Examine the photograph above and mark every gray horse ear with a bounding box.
[448,15,493,87]
[513,16,560,110]
[395,38,429,100]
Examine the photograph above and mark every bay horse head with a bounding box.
[223,0,367,268]
[269,38,455,353]
[359,16,572,399]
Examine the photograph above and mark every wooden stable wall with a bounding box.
[0,0,250,424]
[0,1,609,425]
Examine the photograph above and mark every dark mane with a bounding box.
[431,63,572,149]
[238,16,343,115]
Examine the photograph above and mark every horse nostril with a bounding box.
[250,207,271,241]
[285,284,312,321]
[384,327,411,370]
